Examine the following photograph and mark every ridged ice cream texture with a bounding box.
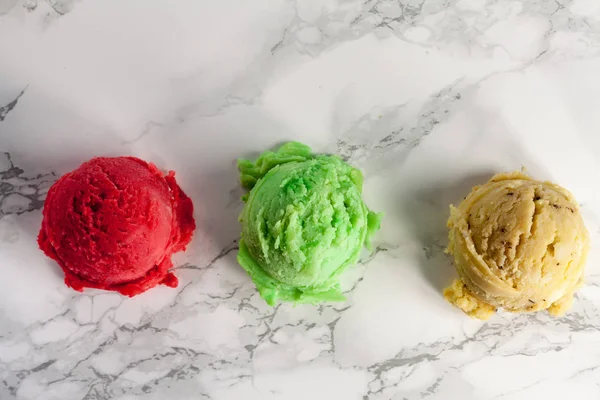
[444,171,590,319]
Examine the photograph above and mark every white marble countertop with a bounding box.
[2,0,600,399]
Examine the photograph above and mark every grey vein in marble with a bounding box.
[0,153,55,219]
[0,88,26,123]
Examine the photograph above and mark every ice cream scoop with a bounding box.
[38,156,195,296]
[444,171,590,319]
[237,142,381,305]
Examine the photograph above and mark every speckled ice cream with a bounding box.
[445,171,590,319]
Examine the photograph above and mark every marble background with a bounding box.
[2,0,600,399]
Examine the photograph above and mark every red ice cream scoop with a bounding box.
[38,156,195,296]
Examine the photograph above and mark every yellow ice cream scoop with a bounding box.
[444,171,590,320]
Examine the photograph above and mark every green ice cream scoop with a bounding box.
[237,142,382,305]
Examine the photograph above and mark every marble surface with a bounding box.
[2,0,600,399]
